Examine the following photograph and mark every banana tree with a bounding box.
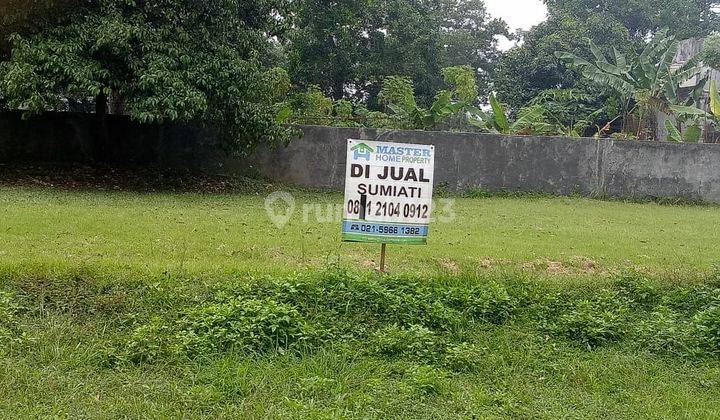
[555,30,707,140]
[710,80,720,118]
[467,94,562,136]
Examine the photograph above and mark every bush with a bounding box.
[175,297,311,356]
[443,282,516,324]
[660,284,720,313]
[442,342,482,372]
[0,291,24,349]
[404,365,449,397]
[109,269,720,365]
[121,297,311,362]
[703,33,720,70]
[635,307,694,356]
[693,306,720,355]
[614,271,659,308]
[553,299,627,348]
[371,325,444,362]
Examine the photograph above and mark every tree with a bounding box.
[289,0,507,107]
[0,0,84,59]
[556,30,708,140]
[494,0,720,110]
[545,0,720,39]
[0,0,292,159]
[493,11,630,110]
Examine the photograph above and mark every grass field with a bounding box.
[2,187,720,277]
[1,186,720,418]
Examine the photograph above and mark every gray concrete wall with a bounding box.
[248,125,720,202]
[3,111,720,202]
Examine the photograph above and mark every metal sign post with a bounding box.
[380,243,387,273]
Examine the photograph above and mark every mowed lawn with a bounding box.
[1,186,719,277]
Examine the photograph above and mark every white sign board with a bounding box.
[342,139,435,245]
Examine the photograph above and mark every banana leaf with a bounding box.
[665,120,683,142]
[710,80,720,118]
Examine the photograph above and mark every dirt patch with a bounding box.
[519,257,603,276]
[438,258,460,275]
[359,259,377,269]
[570,256,598,272]
[546,261,569,275]
[478,257,512,269]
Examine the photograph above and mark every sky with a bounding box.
[485,0,548,50]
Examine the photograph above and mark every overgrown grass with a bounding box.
[2,186,720,417]
[1,268,720,417]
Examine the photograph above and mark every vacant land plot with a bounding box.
[1,187,719,418]
[2,187,719,277]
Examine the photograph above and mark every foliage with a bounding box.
[122,297,311,362]
[545,0,720,40]
[0,291,24,350]
[289,0,508,106]
[556,30,708,140]
[0,0,84,58]
[371,325,445,361]
[550,297,628,348]
[287,85,334,126]
[441,66,478,104]
[494,0,720,110]
[469,94,565,136]
[175,297,310,356]
[694,305,720,355]
[379,76,419,113]
[635,306,694,356]
[702,32,720,70]
[0,0,293,156]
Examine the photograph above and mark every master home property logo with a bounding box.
[351,142,373,160]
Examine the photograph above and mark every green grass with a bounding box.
[2,187,720,277]
[1,186,720,418]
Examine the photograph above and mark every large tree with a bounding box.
[0,0,292,158]
[289,0,507,107]
[494,0,720,109]
[0,0,84,59]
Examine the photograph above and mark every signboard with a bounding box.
[342,139,435,245]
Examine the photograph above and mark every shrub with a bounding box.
[443,282,516,324]
[121,297,311,362]
[614,271,659,308]
[442,342,482,372]
[635,307,694,356]
[693,306,720,355]
[123,317,176,363]
[175,297,311,356]
[553,299,627,348]
[0,291,24,348]
[404,365,449,397]
[702,32,720,70]
[660,284,720,313]
[371,325,444,362]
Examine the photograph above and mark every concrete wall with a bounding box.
[3,111,720,202]
[0,111,222,167]
[249,125,720,202]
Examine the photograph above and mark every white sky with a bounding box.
[485,0,548,50]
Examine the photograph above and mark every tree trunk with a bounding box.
[108,89,124,115]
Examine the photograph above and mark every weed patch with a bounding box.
[0,291,24,350]
[7,269,720,368]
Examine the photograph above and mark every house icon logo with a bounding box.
[351,143,373,161]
